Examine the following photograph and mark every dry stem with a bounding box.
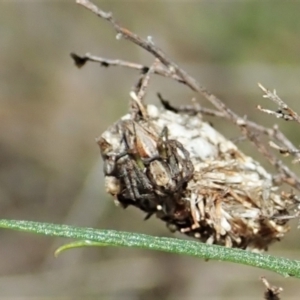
[258,83,300,124]
[70,52,184,83]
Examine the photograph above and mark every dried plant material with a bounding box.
[70,52,184,83]
[97,94,298,251]
[261,276,283,300]
[256,83,300,163]
[269,141,300,160]
[258,83,300,123]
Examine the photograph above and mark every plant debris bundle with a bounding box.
[97,93,297,251]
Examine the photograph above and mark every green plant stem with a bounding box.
[0,219,299,278]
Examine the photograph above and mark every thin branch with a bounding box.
[70,52,184,83]
[258,83,300,124]
[269,141,300,161]
[135,59,160,102]
[76,0,300,190]
[257,105,294,121]
[76,0,193,87]
[75,0,243,120]
[129,60,161,118]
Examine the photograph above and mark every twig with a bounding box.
[158,93,225,117]
[75,0,243,121]
[76,0,192,87]
[257,105,294,121]
[70,52,184,83]
[76,0,300,190]
[129,60,161,118]
[269,141,300,162]
[135,59,160,102]
[258,83,300,124]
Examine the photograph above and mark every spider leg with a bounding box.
[167,140,194,183]
[120,157,153,200]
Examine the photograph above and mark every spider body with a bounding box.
[99,117,194,217]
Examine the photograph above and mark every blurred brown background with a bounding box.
[1,0,300,299]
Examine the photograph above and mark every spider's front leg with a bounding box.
[168,140,194,184]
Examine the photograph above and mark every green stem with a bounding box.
[0,219,299,278]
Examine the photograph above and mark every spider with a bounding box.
[101,119,194,216]
[99,120,159,203]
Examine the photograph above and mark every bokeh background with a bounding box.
[1,0,300,299]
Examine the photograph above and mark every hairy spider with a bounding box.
[101,119,195,217]
[98,120,161,206]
